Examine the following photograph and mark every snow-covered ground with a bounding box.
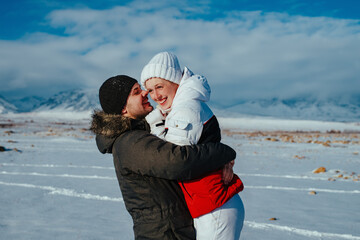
[0,113,359,240]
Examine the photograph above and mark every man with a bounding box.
[91,75,236,240]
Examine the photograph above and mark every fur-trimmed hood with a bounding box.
[90,110,133,139]
[90,110,149,154]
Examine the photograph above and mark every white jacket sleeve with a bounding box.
[145,107,166,139]
[164,107,203,146]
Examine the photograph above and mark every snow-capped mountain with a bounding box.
[34,89,100,112]
[0,95,17,113]
[12,96,45,112]
[211,97,360,122]
[2,89,360,122]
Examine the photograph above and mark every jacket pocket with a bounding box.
[165,119,191,145]
[166,118,190,131]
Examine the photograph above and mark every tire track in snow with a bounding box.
[245,221,360,240]
[239,173,331,181]
[1,163,113,170]
[246,185,360,194]
[0,171,115,180]
[1,171,358,194]
[0,181,123,202]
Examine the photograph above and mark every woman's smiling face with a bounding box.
[145,77,179,110]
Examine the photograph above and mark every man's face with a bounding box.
[122,83,153,119]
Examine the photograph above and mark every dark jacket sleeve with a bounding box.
[113,130,236,181]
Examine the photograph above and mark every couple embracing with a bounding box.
[91,52,245,240]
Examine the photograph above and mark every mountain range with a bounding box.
[1,90,359,122]
[211,97,360,122]
[34,89,99,112]
[0,96,17,113]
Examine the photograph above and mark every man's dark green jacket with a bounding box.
[91,110,236,240]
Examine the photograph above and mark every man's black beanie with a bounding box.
[99,75,137,114]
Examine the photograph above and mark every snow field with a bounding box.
[224,129,360,239]
[0,114,359,239]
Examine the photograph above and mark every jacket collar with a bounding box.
[90,110,148,139]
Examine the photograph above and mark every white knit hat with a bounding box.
[141,52,182,89]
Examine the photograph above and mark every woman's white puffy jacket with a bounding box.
[145,67,214,145]
[146,67,244,219]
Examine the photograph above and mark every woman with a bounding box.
[140,52,245,240]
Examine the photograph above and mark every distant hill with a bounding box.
[2,89,360,122]
[12,96,45,112]
[211,97,360,122]
[34,89,100,112]
[0,95,17,113]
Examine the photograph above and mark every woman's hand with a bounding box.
[222,160,235,185]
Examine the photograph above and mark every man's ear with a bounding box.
[121,106,127,115]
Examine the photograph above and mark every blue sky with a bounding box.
[0,0,359,105]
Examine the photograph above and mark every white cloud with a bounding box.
[0,1,359,103]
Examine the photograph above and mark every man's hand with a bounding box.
[222,160,235,185]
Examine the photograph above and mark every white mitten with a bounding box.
[145,106,166,138]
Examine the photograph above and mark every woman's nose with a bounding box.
[153,90,161,100]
